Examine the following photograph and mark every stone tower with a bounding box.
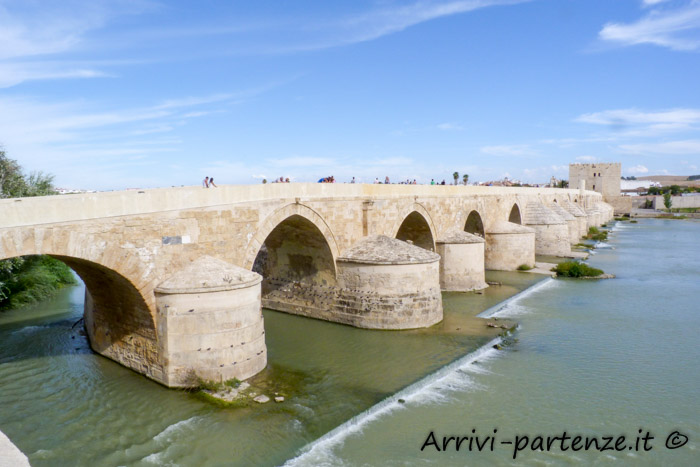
[569,163,620,201]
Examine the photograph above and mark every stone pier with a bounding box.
[436,230,487,291]
[154,256,267,387]
[335,236,443,329]
[524,201,571,256]
[484,221,536,271]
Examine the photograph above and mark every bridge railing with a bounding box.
[0,184,591,228]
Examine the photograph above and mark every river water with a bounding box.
[1,219,698,466]
[288,218,700,466]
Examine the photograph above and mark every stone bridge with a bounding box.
[0,184,612,387]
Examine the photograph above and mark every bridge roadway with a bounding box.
[0,183,612,387]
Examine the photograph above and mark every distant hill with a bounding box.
[638,175,700,187]
[638,175,689,181]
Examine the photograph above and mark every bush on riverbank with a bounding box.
[586,226,608,242]
[0,255,77,310]
[551,261,604,278]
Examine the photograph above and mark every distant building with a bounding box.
[569,163,621,202]
[56,188,96,194]
[620,180,659,194]
[478,176,522,187]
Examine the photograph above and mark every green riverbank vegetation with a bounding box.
[586,226,608,242]
[0,256,77,310]
[551,261,604,278]
[0,149,77,311]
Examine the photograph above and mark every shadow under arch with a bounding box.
[464,210,485,237]
[251,214,337,289]
[395,211,436,251]
[50,255,157,346]
[244,203,339,271]
[508,203,522,224]
[0,252,159,377]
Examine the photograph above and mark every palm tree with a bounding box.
[453,172,459,185]
[463,174,469,185]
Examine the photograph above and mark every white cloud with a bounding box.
[576,155,599,162]
[329,0,531,48]
[0,62,109,88]
[269,156,337,167]
[370,157,414,166]
[193,0,532,55]
[575,108,700,137]
[0,1,532,87]
[617,139,700,154]
[481,144,538,156]
[599,1,700,51]
[577,108,700,126]
[626,164,650,175]
[643,0,671,7]
[0,0,155,87]
[522,166,563,179]
[437,122,463,131]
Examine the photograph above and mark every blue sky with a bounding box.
[1,0,699,190]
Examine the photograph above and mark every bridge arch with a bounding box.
[0,240,160,379]
[464,210,485,237]
[246,204,339,286]
[508,203,522,224]
[393,205,436,251]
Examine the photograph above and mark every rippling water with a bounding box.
[289,219,700,466]
[0,255,539,466]
[3,219,696,466]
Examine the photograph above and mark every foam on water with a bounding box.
[594,241,613,249]
[284,337,504,466]
[153,416,202,444]
[477,277,556,319]
[11,325,50,336]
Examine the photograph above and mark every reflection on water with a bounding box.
[0,262,541,466]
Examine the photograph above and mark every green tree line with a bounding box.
[0,149,76,310]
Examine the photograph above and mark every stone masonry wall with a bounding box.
[0,184,603,385]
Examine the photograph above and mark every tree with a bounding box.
[663,192,672,210]
[669,185,681,195]
[1,149,56,198]
[453,171,459,185]
[462,174,469,185]
[558,179,569,188]
[0,149,73,310]
[0,149,27,198]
